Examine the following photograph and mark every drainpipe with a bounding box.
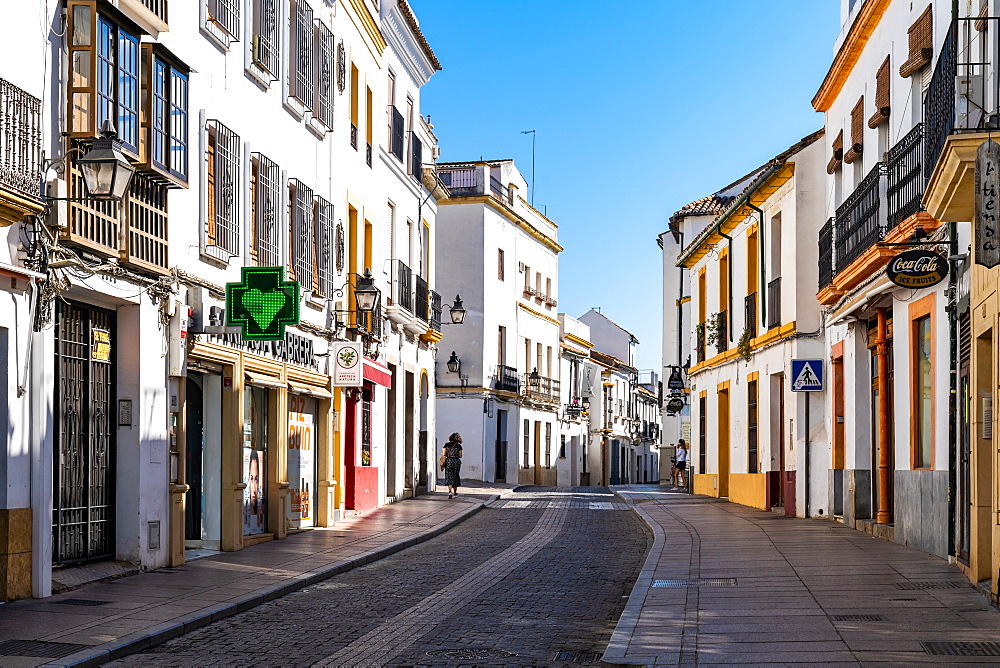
[718,231,734,342]
[747,203,767,331]
[947,220,958,557]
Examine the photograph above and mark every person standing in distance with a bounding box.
[443,433,463,499]
[673,439,689,490]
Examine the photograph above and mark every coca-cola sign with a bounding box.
[885,249,948,289]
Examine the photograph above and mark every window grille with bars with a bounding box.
[545,423,552,469]
[205,120,241,260]
[827,129,844,174]
[314,196,335,296]
[289,0,314,110]
[289,179,314,289]
[844,97,864,164]
[390,107,404,160]
[869,56,891,128]
[410,135,422,176]
[335,221,345,272]
[315,20,335,128]
[337,39,347,93]
[251,0,279,79]
[251,153,280,267]
[206,0,240,45]
[900,5,933,77]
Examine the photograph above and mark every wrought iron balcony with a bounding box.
[0,77,42,200]
[392,259,413,312]
[834,162,884,273]
[696,322,706,363]
[715,310,728,354]
[414,274,428,322]
[767,277,781,330]
[886,123,925,227]
[744,292,758,339]
[494,364,519,392]
[523,373,560,402]
[438,166,513,205]
[429,290,442,331]
[818,217,835,290]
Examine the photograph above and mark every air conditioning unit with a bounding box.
[431,145,441,160]
[957,74,984,130]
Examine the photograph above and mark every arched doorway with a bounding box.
[417,372,429,494]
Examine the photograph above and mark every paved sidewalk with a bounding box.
[0,483,510,668]
[606,485,1000,666]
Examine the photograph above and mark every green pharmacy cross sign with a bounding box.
[226,267,300,341]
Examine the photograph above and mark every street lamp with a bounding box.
[447,351,461,374]
[353,269,379,312]
[448,295,466,324]
[528,367,541,392]
[76,120,136,201]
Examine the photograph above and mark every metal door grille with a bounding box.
[53,302,116,565]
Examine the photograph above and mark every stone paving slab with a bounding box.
[0,484,511,668]
[604,484,1000,667]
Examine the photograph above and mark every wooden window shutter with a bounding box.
[869,56,890,128]
[899,5,933,77]
[827,129,843,174]
[844,98,864,164]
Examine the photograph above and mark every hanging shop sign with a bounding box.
[665,396,685,414]
[333,342,363,387]
[667,367,685,390]
[885,249,949,289]
[975,139,1000,269]
[226,267,300,341]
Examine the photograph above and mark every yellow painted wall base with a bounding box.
[728,473,769,510]
[0,508,31,600]
[692,474,720,497]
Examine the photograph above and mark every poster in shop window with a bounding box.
[288,395,317,529]
[243,386,268,535]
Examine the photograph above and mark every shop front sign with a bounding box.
[885,249,948,289]
[333,342,363,386]
[209,328,318,370]
[226,267,301,341]
[975,139,1000,269]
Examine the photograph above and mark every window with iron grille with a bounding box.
[251,153,280,267]
[498,248,505,281]
[205,120,241,259]
[335,221,345,272]
[315,20,335,128]
[206,0,240,46]
[289,179,314,288]
[314,196,335,296]
[289,0,314,110]
[410,135,422,176]
[544,423,552,468]
[251,0,279,80]
[523,419,530,468]
[748,380,758,473]
[390,107,404,160]
[151,56,189,181]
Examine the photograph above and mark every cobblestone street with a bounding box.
[111,487,650,667]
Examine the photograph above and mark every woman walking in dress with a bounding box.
[443,433,463,499]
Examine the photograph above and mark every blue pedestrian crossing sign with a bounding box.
[791,359,824,392]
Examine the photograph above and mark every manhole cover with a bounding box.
[922,641,1000,656]
[653,578,737,587]
[54,598,110,607]
[896,581,968,590]
[831,614,885,621]
[0,640,89,659]
[426,648,519,659]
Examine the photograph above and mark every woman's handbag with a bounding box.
[439,450,448,470]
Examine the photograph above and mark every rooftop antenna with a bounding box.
[521,130,536,206]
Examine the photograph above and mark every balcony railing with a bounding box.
[350,123,358,150]
[767,277,781,330]
[393,259,413,312]
[141,0,168,22]
[0,77,42,199]
[834,162,884,273]
[439,167,476,189]
[818,217,835,290]
[524,373,560,402]
[494,365,519,392]
[714,310,728,354]
[744,292,758,338]
[414,274,428,322]
[886,123,925,227]
[489,175,510,202]
[429,290,442,331]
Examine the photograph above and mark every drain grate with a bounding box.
[554,650,601,662]
[394,523,435,528]
[959,608,989,612]
[922,641,1000,656]
[831,614,885,622]
[889,598,919,601]
[426,648,519,660]
[896,581,968,590]
[653,578,737,588]
[0,640,90,659]
[53,598,110,607]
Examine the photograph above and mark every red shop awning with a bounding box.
[363,357,392,388]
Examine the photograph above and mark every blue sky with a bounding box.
[413,1,841,371]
